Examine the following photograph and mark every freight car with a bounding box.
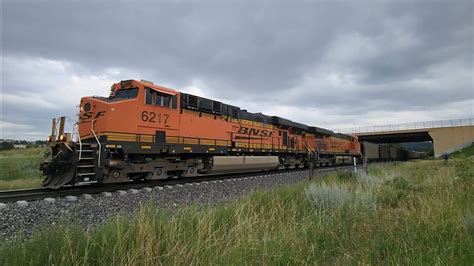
[397,149,408,161]
[389,147,398,160]
[379,145,391,161]
[41,80,361,188]
[360,141,380,161]
[360,142,412,162]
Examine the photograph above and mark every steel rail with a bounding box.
[0,165,356,203]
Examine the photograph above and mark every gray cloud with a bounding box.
[2,0,473,140]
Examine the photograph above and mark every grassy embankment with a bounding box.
[1,158,473,264]
[450,143,474,159]
[0,148,45,190]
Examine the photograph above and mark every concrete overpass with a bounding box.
[335,118,474,157]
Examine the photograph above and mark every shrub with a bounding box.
[305,183,351,211]
[353,186,377,212]
[356,173,386,189]
[305,182,376,213]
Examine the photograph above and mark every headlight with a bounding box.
[121,80,132,86]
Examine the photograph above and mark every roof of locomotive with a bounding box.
[307,126,335,136]
[115,80,355,139]
[114,79,178,96]
[135,80,178,95]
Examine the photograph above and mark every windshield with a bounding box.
[111,88,139,99]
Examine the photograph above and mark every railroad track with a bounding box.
[0,165,356,203]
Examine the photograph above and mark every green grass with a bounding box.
[1,159,473,265]
[450,144,474,159]
[0,148,45,189]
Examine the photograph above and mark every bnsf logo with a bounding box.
[237,126,273,137]
[80,111,106,121]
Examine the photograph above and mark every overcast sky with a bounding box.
[1,0,473,140]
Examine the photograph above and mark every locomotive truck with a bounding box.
[41,79,362,188]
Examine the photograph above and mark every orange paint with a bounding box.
[77,80,360,155]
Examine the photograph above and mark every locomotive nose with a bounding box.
[79,97,107,122]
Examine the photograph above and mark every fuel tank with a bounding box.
[210,156,279,173]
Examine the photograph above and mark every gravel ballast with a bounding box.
[0,170,316,240]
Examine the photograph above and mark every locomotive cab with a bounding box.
[77,80,179,140]
[41,80,181,188]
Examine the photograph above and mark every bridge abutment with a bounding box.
[429,126,474,157]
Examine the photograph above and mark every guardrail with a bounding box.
[334,118,473,134]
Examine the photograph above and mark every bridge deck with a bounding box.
[336,118,473,135]
[334,118,474,157]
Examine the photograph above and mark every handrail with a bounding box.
[74,122,82,160]
[334,118,473,134]
[91,119,102,168]
[302,141,316,159]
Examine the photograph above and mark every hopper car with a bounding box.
[360,141,420,162]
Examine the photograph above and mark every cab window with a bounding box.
[155,93,169,106]
[145,88,177,108]
[111,88,138,99]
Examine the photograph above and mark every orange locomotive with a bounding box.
[41,80,361,188]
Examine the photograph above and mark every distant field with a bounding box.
[0,148,45,189]
[1,158,472,264]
